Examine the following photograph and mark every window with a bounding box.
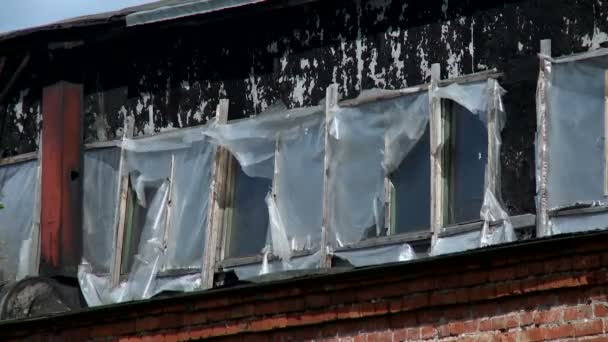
[224,164,271,259]
[0,157,40,282]
[444,100,488,225]
[537,40,608,236]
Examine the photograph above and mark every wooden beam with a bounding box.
[537,39,552,237]
[40,81,83,276]
[429,63,445,243]
[321,84,339,268]
[604,69,608,198]
[111,116,134,286]
[203,99,230,289]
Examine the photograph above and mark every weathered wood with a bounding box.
[111,116,134,287]
[429,63,445,243]
[0,152,37,166]
[203,99,229,289]
[438,69,502,86]
[604,70,608,197]
[537,39,552,237]
[321,84,339,268]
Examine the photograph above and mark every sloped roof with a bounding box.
[0,0,269,43]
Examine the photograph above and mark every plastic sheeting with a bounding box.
[224,250,322,280]
[550,211,608,235]
[333,243,415,267]
[327,91,430,248]
[203,103,325,262]
[83,148,120,274]
[79,128,214,306]
[544,55,608,210]
[537,53,608,236]
[430,79,514,255]
[430,230,481,256]
[0,160,38,282]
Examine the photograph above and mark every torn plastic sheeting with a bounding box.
[544,55,608,210]
[203,103,324,179]
[224,250,322,280]
[275,117,325,253]
[83,148,121,275]
[327,91,429,248]
[480,190,515,247]
[549,211,608,235]
[434,79,514,249]
[430,230,481,256]
[79,133,214,306]
[121,126,205,153]
[333,243,415,267]
[204,102,325,262]
[0,160,38,282]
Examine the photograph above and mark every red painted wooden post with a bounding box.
[40,81,83,277]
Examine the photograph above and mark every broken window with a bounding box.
[204,103,325,278]
[536,44,608,236]
[430,76,514,255]
[82,147,120,275]
[445,100,488,225]
[0,158,40,282]
[225,165,271,258]
[79,129,214,306]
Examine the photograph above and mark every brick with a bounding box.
[420,325,436,339]
[489,267,515,282]
[460,271,488,287]
[533,308,562,324]
[574,255,602,270]
[391,328,408,342]
[504,314,519,329]
[564,305,593,321]
[523,327,544,342]
[448,320,476,336]
[366,331,391,342]
[479,318,492,332]
[574,319,603,337]
[401,294,429,311]
[542,324,575,340]
[593,303,608,317]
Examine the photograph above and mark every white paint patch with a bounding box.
[300,58,310,69]
[441,0,448,17]
[12,89,28,133]
[267,42,279,53]
[417,39,431,81]
[291,75,307,106]
[518,41,524,52]
[368,48,386,88]
[582,27,608,50]
[180,80,190,91]
[446,43,464,79]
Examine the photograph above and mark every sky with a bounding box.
[0,0,159,34]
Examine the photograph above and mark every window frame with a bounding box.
[0,151,42,281]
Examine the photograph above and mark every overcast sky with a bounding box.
[0,0,158,34]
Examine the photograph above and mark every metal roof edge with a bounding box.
[126,0,267,27]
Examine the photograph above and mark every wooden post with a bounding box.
[111,115,134,286]
[321,84,339,268]
[429,63,445,242]
[40,81,83,277]
[538,39,551,237]
[604,70,608,198]
[203,99,230,289]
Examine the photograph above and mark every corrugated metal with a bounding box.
[125,0,268,26]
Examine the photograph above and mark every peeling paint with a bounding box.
[582,27,608,50]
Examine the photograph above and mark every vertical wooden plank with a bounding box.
[384,136,394,235]
[40,81,83,277]
[163,155,176,247]
[604,70,608,197]
[321,84,338,268]
[429,64,445,242]
[538,39,551,237]
[203,99,229,288]
[111,116,134,286]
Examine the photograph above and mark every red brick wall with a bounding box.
[3,232,608,342]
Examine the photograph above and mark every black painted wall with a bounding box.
[2,0,607,215]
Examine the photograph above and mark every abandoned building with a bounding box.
[1,0,608,340]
